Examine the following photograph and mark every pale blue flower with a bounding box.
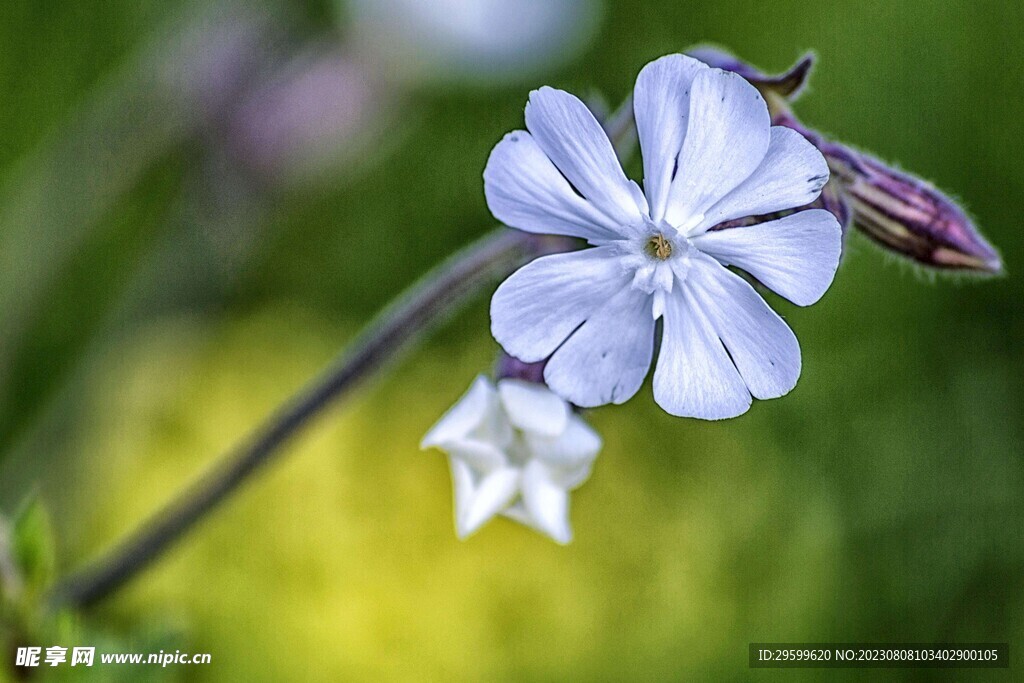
[486,55,842,419]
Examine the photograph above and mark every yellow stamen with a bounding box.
[646,234,673,260]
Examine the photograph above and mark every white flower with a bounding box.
[421,375,601,544]
[486,54,842,419]
[348,0,600,84]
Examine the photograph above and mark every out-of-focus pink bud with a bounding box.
[160,3,285,122]
[690,48,1003,274]
[227,48,387,184]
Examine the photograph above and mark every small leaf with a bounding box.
[11,496,56,597]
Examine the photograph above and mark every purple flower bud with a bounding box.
[824,143,1001,272]
[227,48,386,184]
[692,48,1003,274]
[775,111,1002,274]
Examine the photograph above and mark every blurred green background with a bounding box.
[1,0,1022,680]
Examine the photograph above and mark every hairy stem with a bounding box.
[48,228,534,610]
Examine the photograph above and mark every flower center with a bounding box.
[645,233,673,260]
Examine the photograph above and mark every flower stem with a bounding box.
[47,228,535,611]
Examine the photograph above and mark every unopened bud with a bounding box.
[824,143,1001,272]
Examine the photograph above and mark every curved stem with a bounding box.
[48,228,534,610]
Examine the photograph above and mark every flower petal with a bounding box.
[688,254,802,400]
[633,54,708,222]
[421,375,497,448]
[484,130,624,241]
[526,414,601,471]
[525,86,643,229]
[449,457,476,533]
[653,282,751,419]
[490,246,629,363]
[553,460,594,492]
[459,467,520,538]
[692,209,841,306]
[521,460,572,544]
[663,69,770,231]
[696,126,830,231]
[544,286,655,408]
[446,439,507,472]
[496,378,569,438]
[501,501,534,528]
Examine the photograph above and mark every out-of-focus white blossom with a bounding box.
[347,0,601,83]
[422,376,600,544]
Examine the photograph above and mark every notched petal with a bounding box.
[421,375,497,448]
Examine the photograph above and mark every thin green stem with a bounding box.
[47,228,535,611]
